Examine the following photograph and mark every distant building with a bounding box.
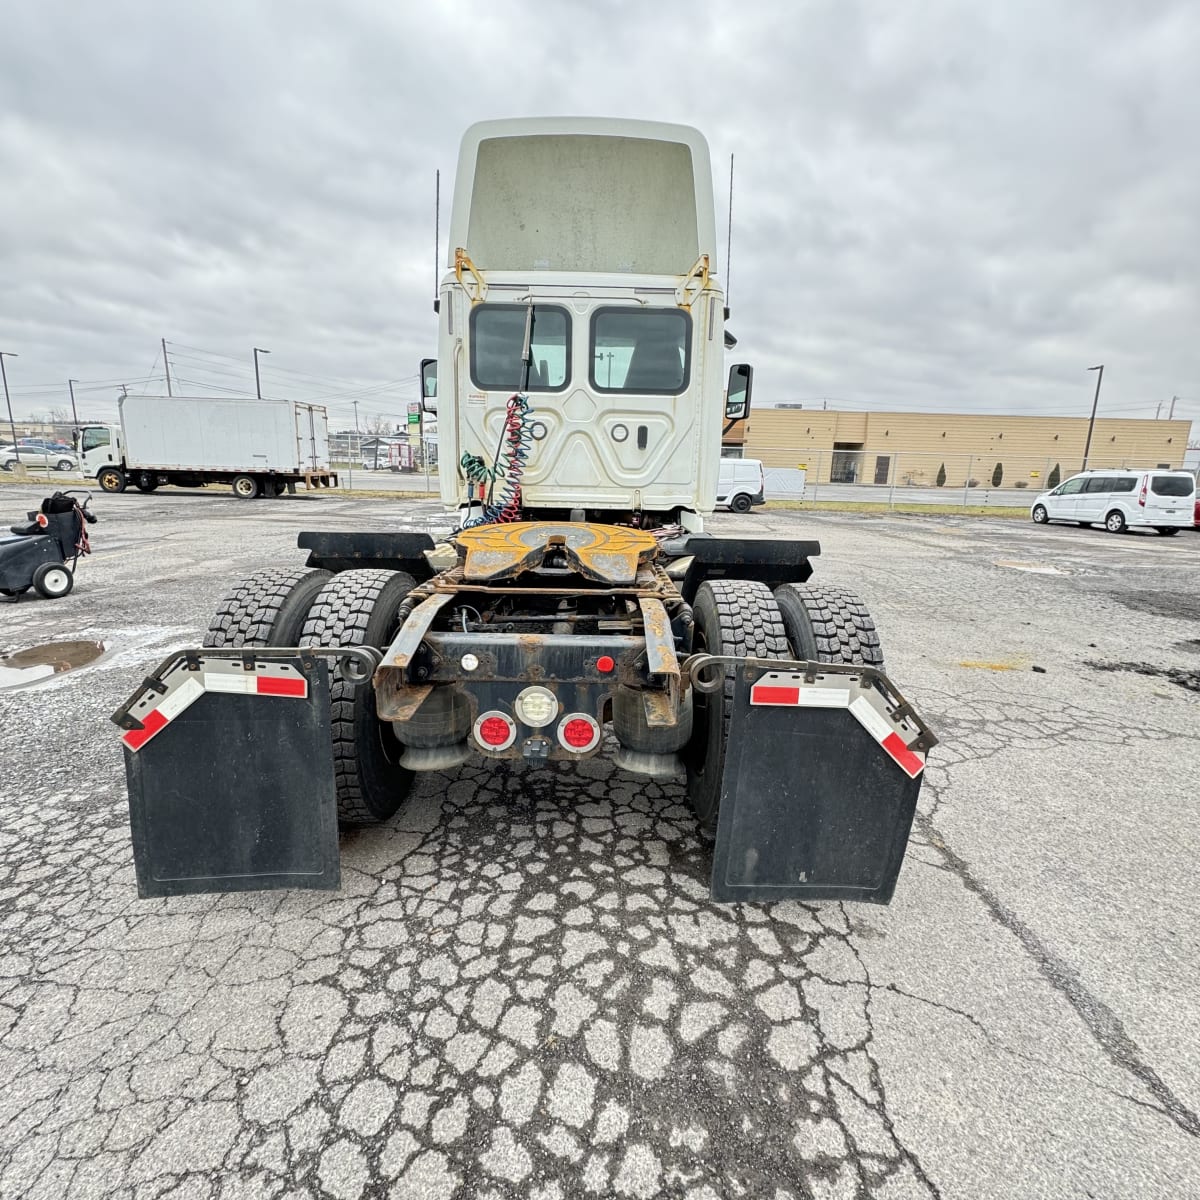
[732,409,1192,488]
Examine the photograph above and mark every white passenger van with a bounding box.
[716,458,766,513]
[1030,469,1196,534]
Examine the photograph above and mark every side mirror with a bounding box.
[420,358,438,414]
[725,363,753,421]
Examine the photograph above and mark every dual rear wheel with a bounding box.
[684,579,884,831]
[204,567,416,826]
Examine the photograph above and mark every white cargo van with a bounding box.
[1030,469,1196,534]
[716,457,766,513]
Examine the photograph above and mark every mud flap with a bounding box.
[117,652,339,898]
[710,664,932,904]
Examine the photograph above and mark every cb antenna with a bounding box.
[724,153,734,317]
[433,169,441,313]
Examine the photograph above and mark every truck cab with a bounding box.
[428,118,751,531]
[78,424,124,477]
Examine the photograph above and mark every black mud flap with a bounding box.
[710,663,933,904]
[117,652,340,898]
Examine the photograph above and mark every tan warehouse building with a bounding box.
[731,409,1193,490]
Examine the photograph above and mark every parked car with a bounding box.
[716,457,766,513]
[1030,469,1196,534]
[19,438,75,454]
[0,444,79,472]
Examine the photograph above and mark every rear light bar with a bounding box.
[557,712,601,754]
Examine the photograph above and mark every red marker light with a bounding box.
[596,655,615,673]
[562,718,595,748]
[478,716,513,746]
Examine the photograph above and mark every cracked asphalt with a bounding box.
[1,485,1197,1199]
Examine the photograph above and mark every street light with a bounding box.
[1082,364,1104,471]
[253,347,270,399]
[0,352,20,462]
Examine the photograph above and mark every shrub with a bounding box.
[1047,463,1061,488]
[1015,480,1029,489]
[967,478,979,487]
[991,462,1004,487]
[936,462,947,487]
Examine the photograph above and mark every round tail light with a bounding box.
[557,713,601,754]
[474,711,517,751]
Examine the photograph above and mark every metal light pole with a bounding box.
[0,352,20,462]
[1082,364,1104,471]
[68,378,80,427]
[253,347,270,399]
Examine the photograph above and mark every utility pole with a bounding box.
[253,347,270,399]
[68,378,79,427]
[162,338,173,396]
[0,352,19,461]
[1169,395,1178,420]
[1082,364,1104,471]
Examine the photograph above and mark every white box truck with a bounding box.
[78,395,338,499]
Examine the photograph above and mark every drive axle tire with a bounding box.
[134,472,159,493]
[685,579,789,832]
[730,493,753,514]
[774,583,885,669]
[203,566,334,649]
[301,569,417,826]
[97,466,126,493]
[32,562,74,599]
[1105,510,1126,534]
[1157,527,1179,536]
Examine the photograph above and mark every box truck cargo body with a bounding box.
[79,395,339,499]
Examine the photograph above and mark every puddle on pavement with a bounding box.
[0,639,108,690]
[1088,660,1200,694]
[994,560,1070,575]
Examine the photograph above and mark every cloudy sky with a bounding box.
[1,0,1197,433]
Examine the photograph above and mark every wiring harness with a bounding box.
[460,393,535,526]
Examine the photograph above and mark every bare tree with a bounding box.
[365,413,394,435]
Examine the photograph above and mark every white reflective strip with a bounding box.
[203,673,257,694]
[849,695,893,744]
[157,677,204,721]
[797,688,851,708]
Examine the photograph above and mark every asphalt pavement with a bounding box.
[1,485,1197,1199]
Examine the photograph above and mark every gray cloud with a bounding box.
[1,0,1197,431]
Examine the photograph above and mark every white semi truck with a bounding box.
[79,393,338,499]
[115,118,936,905]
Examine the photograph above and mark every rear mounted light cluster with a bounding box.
[557,713,601,754]
[474,711,517,751]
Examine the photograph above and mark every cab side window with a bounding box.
[1058,478,1086,495]
[1083,477,1115,493]
[81,428,110,452]
[1111,478,1137,493]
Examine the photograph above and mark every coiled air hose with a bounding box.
[461,393,535,526]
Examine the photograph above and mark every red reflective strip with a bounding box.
[256,676,307,697]
[123,707,168,751]
[751,684,800,706]
[882,731,924,778]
